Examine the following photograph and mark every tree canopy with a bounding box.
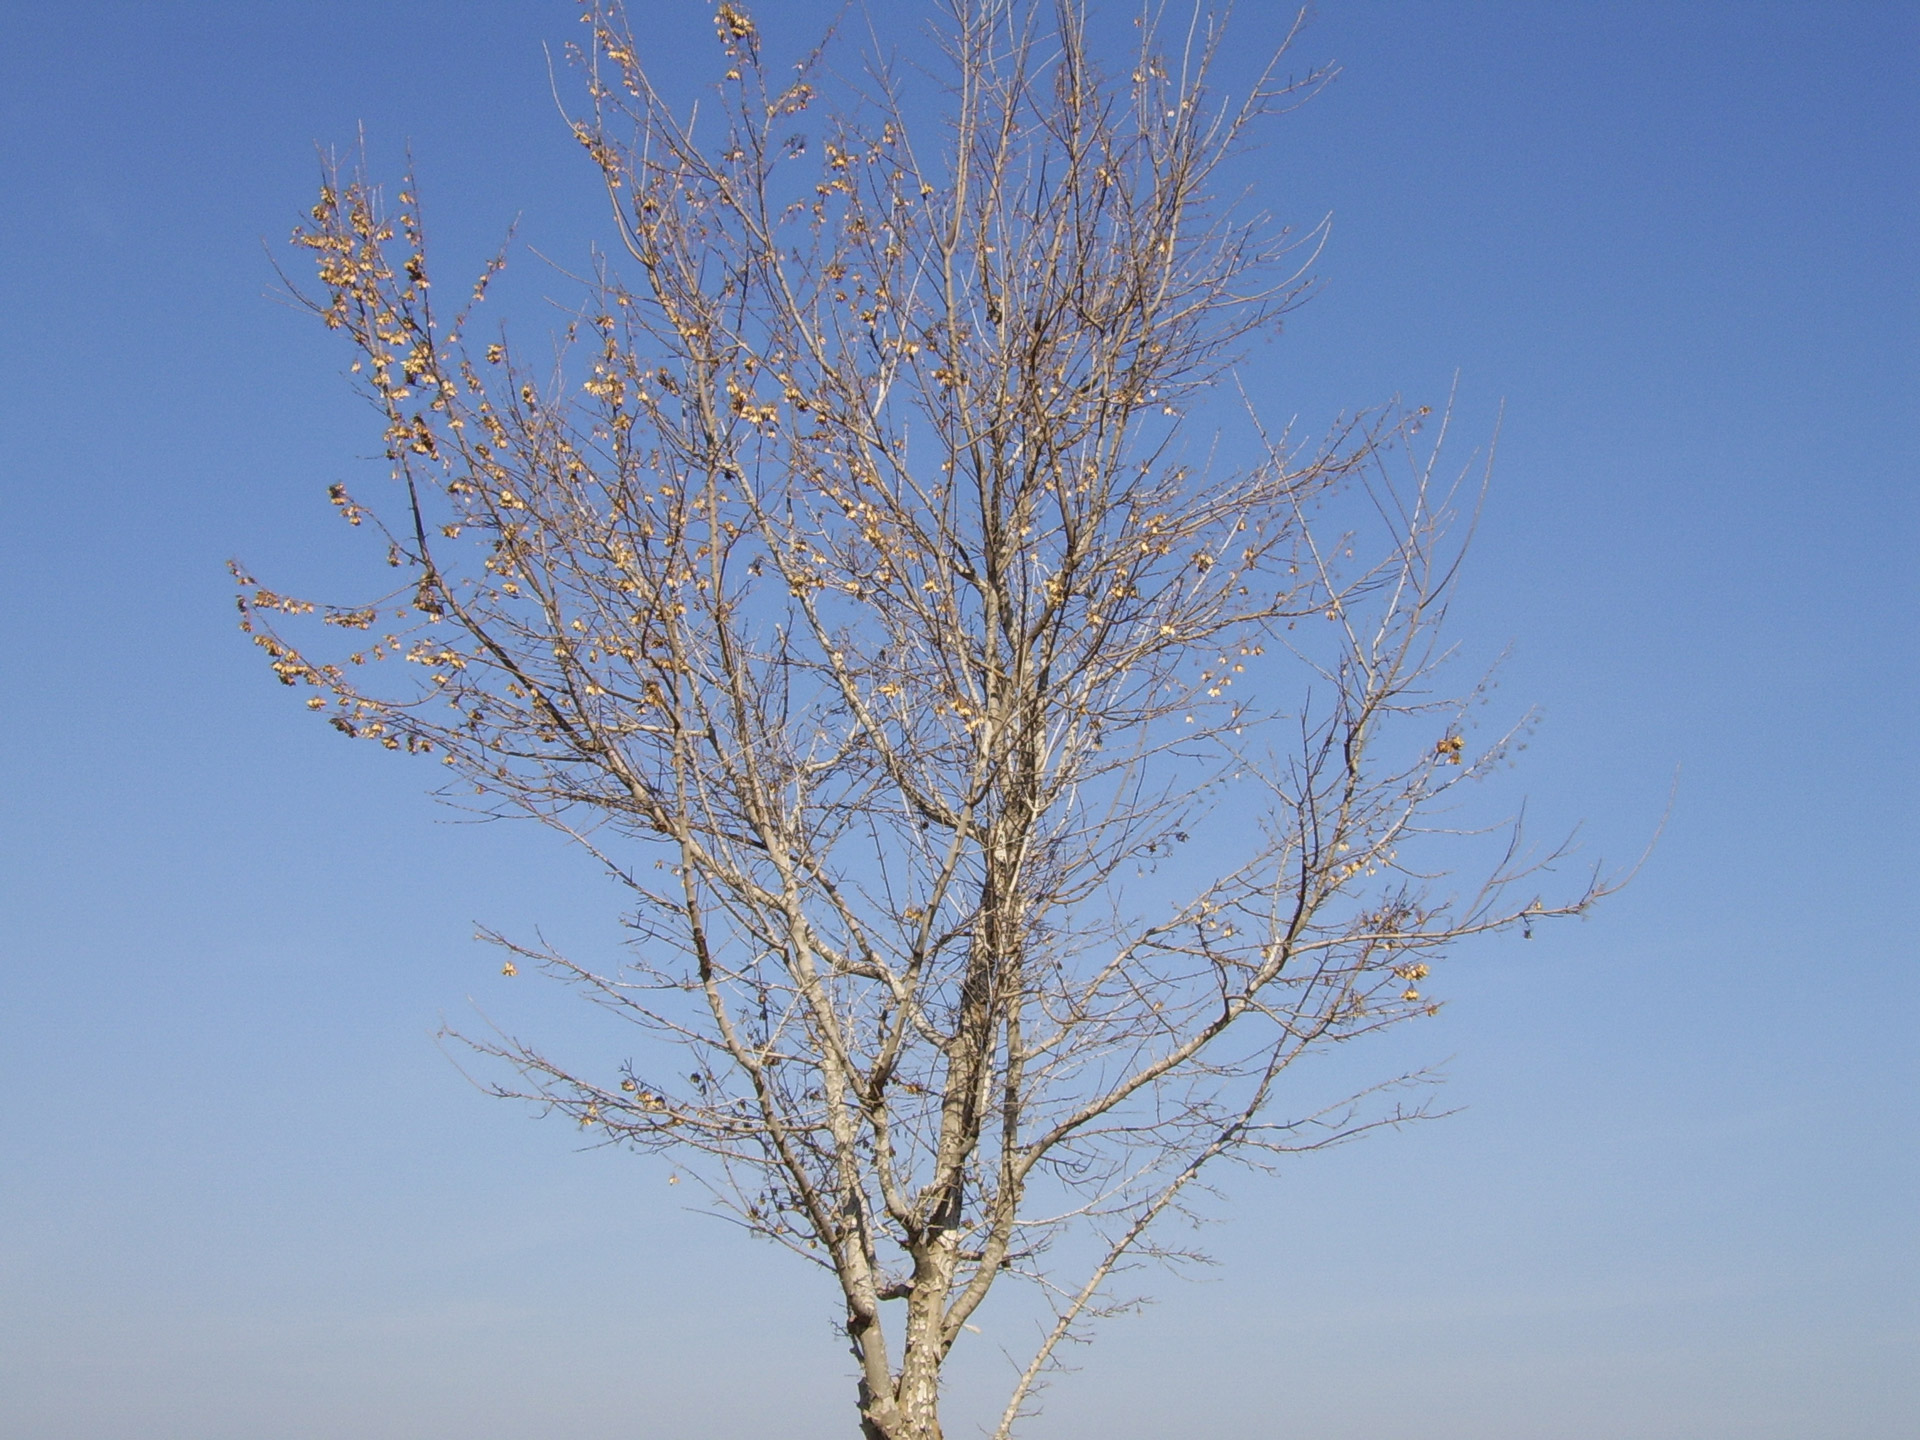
[239,4,1605,1436]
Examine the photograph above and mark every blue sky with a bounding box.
[1,2,1913,1438]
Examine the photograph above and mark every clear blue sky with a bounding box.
[1,3,1913,1437]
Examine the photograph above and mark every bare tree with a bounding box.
[239,3,1606,1436]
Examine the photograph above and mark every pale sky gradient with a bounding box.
[1,3,1914,1438]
